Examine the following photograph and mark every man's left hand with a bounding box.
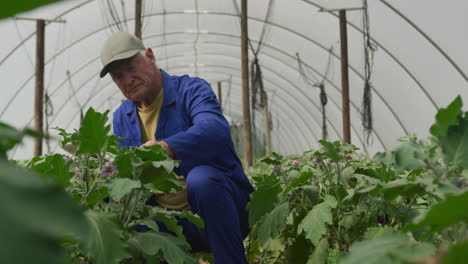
[142,140,175,159]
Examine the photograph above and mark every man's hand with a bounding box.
[142,140,176,159]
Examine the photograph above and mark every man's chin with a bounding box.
[127,89,146,101]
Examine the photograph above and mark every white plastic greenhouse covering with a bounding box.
[1,0,467,160]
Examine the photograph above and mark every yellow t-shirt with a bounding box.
[137,90,164,142]
[137,89,189,211]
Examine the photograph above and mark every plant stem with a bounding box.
[98,152,104,171]
[336,162,342,184]
[126,216,154,229]
[81,179,98,206]
[83,154,90,192]
[120,189,134,222]
[124,190,141,229]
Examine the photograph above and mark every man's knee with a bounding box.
[186,165,225,197]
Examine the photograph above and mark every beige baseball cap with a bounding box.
[99,32,145,78]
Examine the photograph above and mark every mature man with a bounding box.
[100,32,254,263]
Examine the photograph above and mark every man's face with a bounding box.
[108,49,160,102]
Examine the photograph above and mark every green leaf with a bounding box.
[362,227,395,240]
[30,154,73,187]
[134,145,168,161]
[150,207,204,229]
[319,140,343,162]
[86,187,110,208]
[431,97,468,169]
[140,219,160,231]
[247,175,281,227]
[283,171,313,195]
[0,161,89,264]
[256,203,290,247]
[260,152,283,165]
[380,179,427,201]
[261,238,285,260]
[339,214,357,230]
[286,235,311,264]
[114,146,137,178]
[174,210,205,228]
[0,123,42,160]
[405,191,468,238]
[339,229,435,264]
[443,241,468,264]
[149,208,185,241]
[0,0,63,20]
[354,167,396,182]
[80,211,130,264]
[54,127,73,147]
[76,108,111,155]
[307,238,328,264]
[140,164,181,192]
[297,195,337,246]
[374,142,426,171]
[107,135,123,154]
[152,160,178,174]
[297,185,320,206]
[107,178,141,201]
[246,239,261,264]
[440,114,468,169]
[128,231,198,264]
[147,207,204,246]
[0,123,23,159]
[430,96,462,137]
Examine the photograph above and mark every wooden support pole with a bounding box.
[217,81,222,108]
[34,20,45,157]
[339,10,351,144]
[241,0,253,168]
[263,92,271,156]
[19,17,65,157]
[135,0,142,38]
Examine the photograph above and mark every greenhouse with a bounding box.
[0,0,467,264]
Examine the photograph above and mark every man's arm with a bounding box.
[163,79,231,169]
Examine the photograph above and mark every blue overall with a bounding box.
[113,70,254,264]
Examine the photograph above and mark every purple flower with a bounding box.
[292,160,302,167]
[286,191,293,200]
[100,163,117,177]
[63,156,71,162]
[273,166,279,176]
[74,172,82,179]
[313,156,323,167]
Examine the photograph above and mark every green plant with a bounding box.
[244,97,468,264]
[13,108,204,264]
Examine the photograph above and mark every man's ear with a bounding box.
[145,48,155,63]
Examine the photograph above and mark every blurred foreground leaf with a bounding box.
[405,191,468,239]
[0,161,89,264]
[431,96,468,169]
[80,210,130,264]
[128,231,198,264]
[1,0,62,20]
